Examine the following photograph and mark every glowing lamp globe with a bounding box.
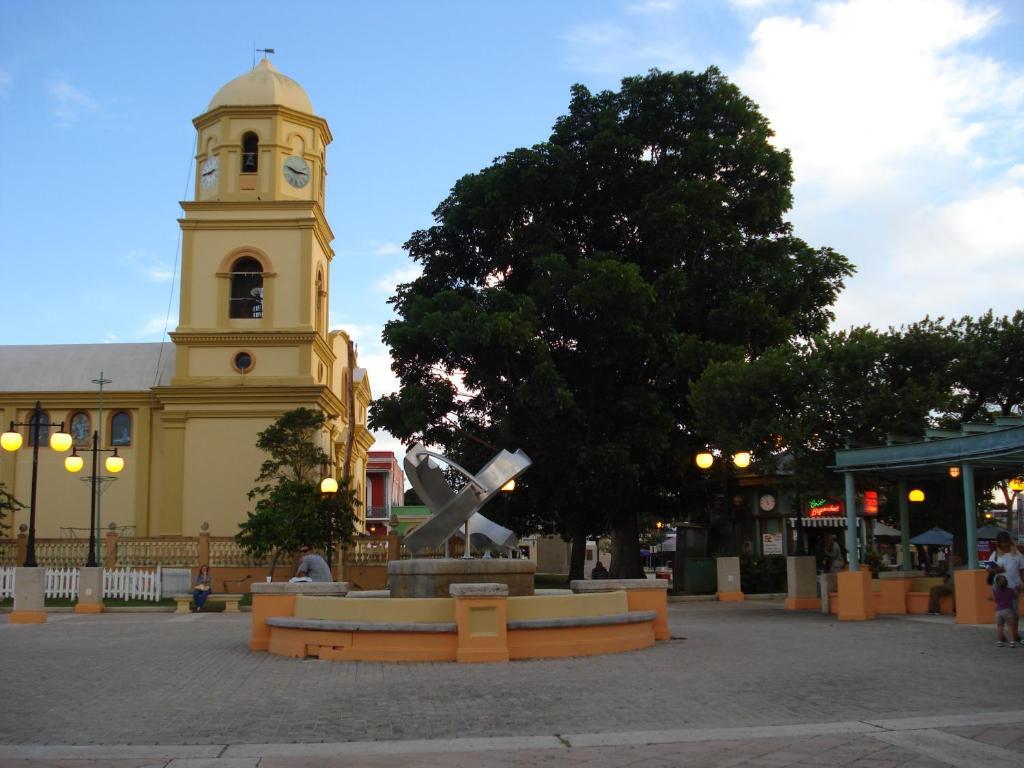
[50,431,73,452]
[1009,478,1024,492]
[732,451,751,469]
[501,479,516,492]
[948,466,961,479]
[1,432,22,452]
[105,456,125,473]
[908,488,925,503]
[64,455,84,473]
[320,477,339,494]
[695,452,714,469]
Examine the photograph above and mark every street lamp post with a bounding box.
[1,401,72,567]
[695,449,750,555]
[63,430,124,567]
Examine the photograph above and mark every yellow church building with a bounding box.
[0,61,374,550]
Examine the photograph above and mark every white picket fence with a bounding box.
[0,566,162,602]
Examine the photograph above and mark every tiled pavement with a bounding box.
[1,600,1022,766]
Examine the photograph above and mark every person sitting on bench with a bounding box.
[192,564,212,612]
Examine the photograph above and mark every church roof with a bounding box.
[207,59,314,114]
[0,343,175,392]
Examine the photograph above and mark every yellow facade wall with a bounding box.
[180,415,272,535]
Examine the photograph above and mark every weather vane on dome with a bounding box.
[253,46,276,68]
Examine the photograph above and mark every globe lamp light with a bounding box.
[501,479,516,492]
[49,432,73,453]
[908,488,925,503]
[105,456,125,473]
[948,466,961,479]
[695,452,714,470]
[320,477,339,495]
[64,455,84,473]
[732,451,751,469]
[1,431,22,452]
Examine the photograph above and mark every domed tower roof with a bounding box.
[207,59,313,114]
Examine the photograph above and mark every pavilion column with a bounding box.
[843,472,857,572]
[898,479,912,571]
[962,464,978,569]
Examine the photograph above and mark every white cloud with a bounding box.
[48,79,101,128]
[626,0,678,14]
[830,169,1024,328]
[371,241,403,257]
[0,70,12,97]
[138,314,176,338]
[734,0,1020,198]
[104,332,120,343]
[121,250,174,282]
[375,265,422,293]
[562,20,693,75]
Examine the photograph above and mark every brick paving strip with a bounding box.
[4,602,1024,767]
[1,712,1023,767]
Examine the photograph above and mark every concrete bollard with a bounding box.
[75,567,104,614]
[784,556,818,610]
[715,557,744,601]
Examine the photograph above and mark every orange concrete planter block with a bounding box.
[716,591,744,602]
[452,583,510,664]
[837,570,876,621]
[249,582,349,651]
[9,611,47,624]
[955,569,995,625]
[877,575,914,615]
[508,621,654,659]
[268,627,458,662]
[74,603,104,614]
[784,597,819,610]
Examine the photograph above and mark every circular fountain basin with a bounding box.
[388,558,536,597]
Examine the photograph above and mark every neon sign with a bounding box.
[807,498,844,517]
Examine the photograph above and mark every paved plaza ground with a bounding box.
[1,600,1023,767]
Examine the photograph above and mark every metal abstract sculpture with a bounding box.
[402,443,531,555]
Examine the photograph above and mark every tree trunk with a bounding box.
[268,548,282,580]
[568,530,587,582]
[609,513,645,579]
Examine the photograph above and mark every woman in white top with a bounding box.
[987,532,1024,629]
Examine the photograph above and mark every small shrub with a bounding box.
[739,554,787,594]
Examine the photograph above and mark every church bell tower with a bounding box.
[151,60,368,538]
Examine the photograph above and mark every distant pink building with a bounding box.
[365,451,405,537]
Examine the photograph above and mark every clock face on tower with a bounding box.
[200,156,219,189]
[283,155,311,188]
[759,494,777,512]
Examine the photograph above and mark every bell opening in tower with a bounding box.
[241,132,259,173]
[230,257,264,318]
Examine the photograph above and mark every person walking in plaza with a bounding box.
[992,574,1020,647]
[192,564,212,612]
[294,545,333,582]
[822,534,844,573]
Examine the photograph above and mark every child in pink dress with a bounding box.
[993,574,1019,647]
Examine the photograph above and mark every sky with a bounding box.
[1,0,1022,460]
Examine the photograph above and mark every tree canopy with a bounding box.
[371,68,852,576]
[236,408,357,574]
[690,312,1024,506]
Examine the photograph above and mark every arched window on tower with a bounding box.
[315,270,325,335]
[230,257,264,318]
[241,132,259,173]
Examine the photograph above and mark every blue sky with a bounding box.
[1,0,1022,458]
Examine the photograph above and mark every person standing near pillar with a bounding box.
[987,532,1024,636]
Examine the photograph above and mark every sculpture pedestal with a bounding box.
[389,559,536,598]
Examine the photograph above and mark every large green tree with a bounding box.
[371,68,851,577]
[236,408,357,575]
